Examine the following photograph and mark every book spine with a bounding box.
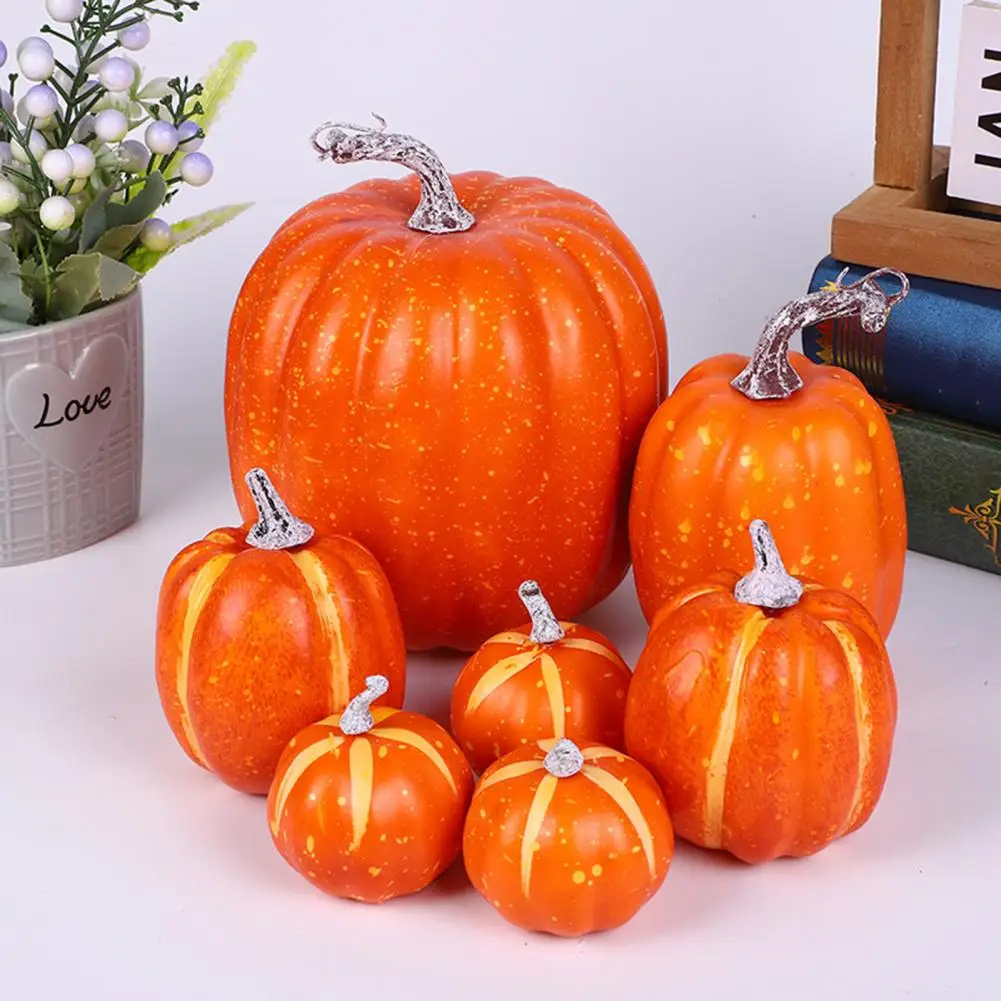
[883,403,1001,577]
[801,257,1001,431]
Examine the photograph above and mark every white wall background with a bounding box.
[4,0,967,512]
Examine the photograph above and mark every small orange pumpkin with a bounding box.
[155,468,406,795]
[450,580,632,773]
[629,267,910,639]
[462,738,674,936]
[267,675,474,903]
[624,520,897,864]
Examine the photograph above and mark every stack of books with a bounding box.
[801,257,1001,577]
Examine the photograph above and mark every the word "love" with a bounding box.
[33,387,113,430]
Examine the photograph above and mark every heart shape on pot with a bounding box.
[5,334,129,474]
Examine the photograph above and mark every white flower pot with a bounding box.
[0,288,143,567]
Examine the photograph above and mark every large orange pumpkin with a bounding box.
[450,580,632,773]
[155,468,407,795]
[224,120,667,652]
[629,267,909,639]
[268,675,474,903]
[463,737,673,936]
[624,520,897,864]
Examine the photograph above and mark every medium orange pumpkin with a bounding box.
[624,520,897,864]
[463,737,674,936]
[267,675,474,903]
[155,468,407,795]
[224,120,667,652]
[450,580,632,773]
[629,267,909,638]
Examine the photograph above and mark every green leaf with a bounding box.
[79,187,115,254]
[192,41,257,136]
[94,222,146,261]
[48,253,142,320]
[49,254,101,320]
[0,243,32,330]
[126,202,253,274]
[105,172,167,230]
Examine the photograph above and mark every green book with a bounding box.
[882,401,1001,576]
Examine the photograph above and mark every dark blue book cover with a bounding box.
[801,257,1001,431]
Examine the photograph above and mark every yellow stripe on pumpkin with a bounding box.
[559,636,622,664]
[824,621,873,832]
[520,773,558,896]
[539,653,566,741]
[176,552,236,767]
[372,727,457,794]
[581,746,626,762]
[476,759,545,793]
[482,631,532,648]
[290,551,351,711]
[348,737,374,851]
[464,651,540,715]
[269,732,344,836]
[703,612,771,848]
[582,764,658,878]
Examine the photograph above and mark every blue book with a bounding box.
[801,257,1001,431]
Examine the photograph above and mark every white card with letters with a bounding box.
[948,0,1001,206]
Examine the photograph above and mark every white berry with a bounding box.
[45,0,85,21]
[117,139,150,173]
[11,130,48,162]
[23,83,59,120]
[95,108,129,142]
[99,57,135,93]
[0,177,19,215]
[18,40,54,82]
[66,143,96,178]
[177,120,204,152]
[0,42,7,70]
[73,114,96,141]
[180,152,214,187]
[140,217,172,252]
[118,20,151,51]
[41,148,75,184]
[145,121,179,155]
[39,195,76,231]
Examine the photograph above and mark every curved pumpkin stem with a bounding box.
[543,737,584,778]
[339,675,391,735]
[518,580,566,645]
[734,520,803,610]
[310,116,475,235]
[730,266,910,400]
[244,468,314,550]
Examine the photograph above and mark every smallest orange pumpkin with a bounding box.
[463,738,674,937]
[267,675,474,904]
[450,581,633,774]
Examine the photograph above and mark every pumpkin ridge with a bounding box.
[370,725,458,794]
[581,764,657,878]
[823,620,874,833]
[348,736,375,851]
[175,552,236,767]
[704,611,771,847]
[539,653,567,742]
[268,731,343,836]
[520,772,558,896]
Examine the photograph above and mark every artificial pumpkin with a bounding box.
[224,120,668,652]
[267,675,474,903]
[155,468,406,795]
[628,266,910,639]
[624,520,897,864]
[463,737,673,936]
[450,580,632,773]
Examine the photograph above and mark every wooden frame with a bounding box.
[831,0,1001,289]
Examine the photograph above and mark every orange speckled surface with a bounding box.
[224,171,667,652]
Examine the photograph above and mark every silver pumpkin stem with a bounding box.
[339,675,390,736]
[734,520,803,610]
[244,468,314,550]
[730,266,910,400]
[518,580,566,644]
[310,116,475,235]
[543,738,584,778]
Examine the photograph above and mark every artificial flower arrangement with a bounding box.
[0,0,254,329]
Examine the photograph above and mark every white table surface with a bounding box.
[1,462,998,1001]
